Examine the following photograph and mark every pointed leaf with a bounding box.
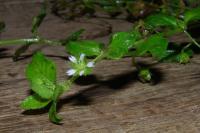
[66,40,103,56]
[145,13,178,29]
[26,52,56,99]
[106,31,140,59]
[20,94,50,110]
[184,7,200,24]
[135,34,168,60]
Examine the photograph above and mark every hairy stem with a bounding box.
[93,51,105,63]
[0,38,62,46]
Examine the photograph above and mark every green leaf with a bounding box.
[48,102,62,124]
[135,34,168,60]
[184,7,200,24]
[0,21,5,33]
[20,94,51,110]
[145,13,178,29]
[160,49,193,64]
[31,2,46,34]
[106,31,140,59]
[26,52,56,99]
[66,40,103,56]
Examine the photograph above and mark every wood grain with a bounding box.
[1,1,200,133]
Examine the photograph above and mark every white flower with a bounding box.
[79,53,85,61]
[87,62,95,67]
[69,55,77,63]
[66,69,76,76]
[79,70,85,76]
[66,53,95,76]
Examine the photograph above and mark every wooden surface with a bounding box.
[1,1,200,133]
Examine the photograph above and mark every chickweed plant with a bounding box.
[0,1,200,124]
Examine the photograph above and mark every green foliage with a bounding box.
[52,0,179,20]
[26,52,56,99]
[66,40,103,56]
[22,52,66,124]
[20,94,51,110]
[48,102,62,124]
[184,7,200,24]
[161,48,193,64]
[1,0,200,125]
[135,34,168,60]
[145,13,178,29]
[106,31,141,59]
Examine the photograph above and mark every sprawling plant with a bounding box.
[51,0,199,20]
[0,1,200,124]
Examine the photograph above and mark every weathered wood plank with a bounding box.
[1,1,200,133]
[0,53,200,133]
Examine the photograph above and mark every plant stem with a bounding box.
[184,30,200,48]
[93,51,105,63]
[182,43,192,51]
[0,38,62,46]
[62,75,79,90]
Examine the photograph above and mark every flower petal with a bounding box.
[87,62,95,67]
[69,56,77,63]
[79,70,85,76]
[66,69,76,76]
[79,53,85,61]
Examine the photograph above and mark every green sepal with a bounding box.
[177,49,193,64]
[138,68,152,83]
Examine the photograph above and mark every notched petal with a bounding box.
[79,70,85,76]
[79,53,85,61]
[66,69,76,76]
[69,56,77,63]
[87,62,95,67]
